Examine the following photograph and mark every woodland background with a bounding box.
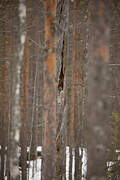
[0,0,120,180]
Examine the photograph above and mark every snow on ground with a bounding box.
[80,148,87,180]
[2,145,119,180]
[4,146,119,180]
[28,146,42,180]
[72,148,75,180]
[1,145,120,179]
[66,146,70,180]
[27,146,87,180]
[28,158,42,180]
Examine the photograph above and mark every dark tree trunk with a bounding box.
[72,1,88,179]
[20,37,29,180]
[0,12,7,180]
[56,1,68,180]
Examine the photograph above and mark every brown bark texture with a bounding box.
[42,1,56,180]
[72,0,88,179]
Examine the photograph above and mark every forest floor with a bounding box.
[1,146,119,180]
[0,146,88,180]
[26,146,87,180]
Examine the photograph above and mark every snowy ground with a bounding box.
[1,146,87,180]
[21,148,120,180]
[1,146,120,180]
[27,146,87,180]
[3,146,120,180]
[66,147,87,180]
[28,158,42,180]
[27,146,42,180]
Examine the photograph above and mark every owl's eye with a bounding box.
[58,86,62,92]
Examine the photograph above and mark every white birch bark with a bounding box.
[10,0,26,179]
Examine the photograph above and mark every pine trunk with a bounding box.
[42,1,56,180]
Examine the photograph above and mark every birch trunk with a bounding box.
[10,0,26,179]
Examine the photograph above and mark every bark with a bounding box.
[37,0,44,147]
[65,1,75,179]
[88,0,111,179]
[0,12,7,180]
[6,3,15,179]
[56,1,68,179]
[10,0,26,179]
[72,1,88,179]
[42,1,56,180]
[20,36,29,180]
[107,1,120,179]
[109,0,120,117]
[29,0,40,162]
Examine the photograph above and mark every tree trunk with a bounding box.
[88,0,111,179]
[42,1,56,180]
[0,13,7,180]
[107,1,120,179]
[65,2,75,180]
[20,36,29,180]
[56,1,68,179]
[10,0,26,179]
[72,1,88,179]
